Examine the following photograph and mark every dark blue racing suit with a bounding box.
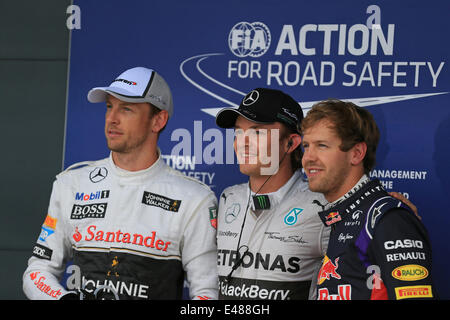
[316,178,436,300]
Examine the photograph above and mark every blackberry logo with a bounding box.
[228,22,271,57]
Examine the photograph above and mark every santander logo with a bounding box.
[72,225,172,252]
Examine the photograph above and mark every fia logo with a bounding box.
[228,22,271,58]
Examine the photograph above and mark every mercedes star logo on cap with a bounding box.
[242,90,260,106]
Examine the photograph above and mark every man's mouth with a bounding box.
[237,152,258,164]
[306,167,324,177]
[107,129,123,138]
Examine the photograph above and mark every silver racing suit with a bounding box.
[23,153,218,300]
[217,170,330,300]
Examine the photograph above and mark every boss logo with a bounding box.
[71,203,107,219]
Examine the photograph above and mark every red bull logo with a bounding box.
[318,284,352,300]
[318,255,341,285]
[325,211,342,226]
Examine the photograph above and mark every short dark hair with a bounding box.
[301,99,380,174]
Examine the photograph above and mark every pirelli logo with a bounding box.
[395,285,433,300]
[142,191,181,212]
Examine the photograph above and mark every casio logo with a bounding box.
[384,239,423,250]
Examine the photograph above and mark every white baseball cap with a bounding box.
[87,67,174,118]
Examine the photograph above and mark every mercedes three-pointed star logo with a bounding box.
[242,90,260,106]
[89,167,108,183]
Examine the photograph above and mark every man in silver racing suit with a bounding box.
[23,67,218,300]
[215,88,329,300]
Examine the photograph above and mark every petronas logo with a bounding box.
[284,208,303,226]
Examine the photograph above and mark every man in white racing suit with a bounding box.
[215,88,329,300]
[23,67,218,300]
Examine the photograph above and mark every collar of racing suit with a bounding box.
[317,174,371,228]
[325,174,370,210]
[108,148,165,184]
[248,170,302,211]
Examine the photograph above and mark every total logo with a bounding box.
[39,214,57,243]
[228,21,271,57]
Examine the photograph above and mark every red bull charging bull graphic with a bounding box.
[318,256,341,285]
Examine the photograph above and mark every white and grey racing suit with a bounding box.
[23,153,218,300]
[217,170,330,300]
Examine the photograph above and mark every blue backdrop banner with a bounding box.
[64,0,450,299]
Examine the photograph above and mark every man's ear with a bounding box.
[350,142,367,166]
[287,134,302,153]
[151,110,169,133]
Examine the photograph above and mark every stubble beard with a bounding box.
[106,133,148,155]
[308,163,351,200]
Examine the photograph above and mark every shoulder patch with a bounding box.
[166,165,213,193]
[365,196,403,239]
[64,161,97,172]
[220,183,248,203]
[57,159,106,180]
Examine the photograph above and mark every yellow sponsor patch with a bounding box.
[395,285,433,300]
[392,264,428,281]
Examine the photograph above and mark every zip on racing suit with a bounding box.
[23,152,218,300]
[217,170,330,300]
[316,176,436,300]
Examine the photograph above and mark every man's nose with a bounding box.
[302,145,317,163]
[234,132,251,149]
[105,107,119,125]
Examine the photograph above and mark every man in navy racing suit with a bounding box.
[301,99,436,300]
